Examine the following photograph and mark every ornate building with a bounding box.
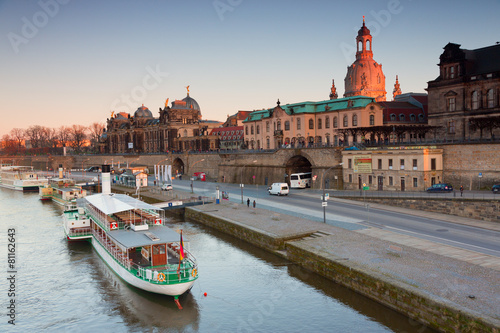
[344,18,386,102]
[103,88,222,154]
[427,42,500,140]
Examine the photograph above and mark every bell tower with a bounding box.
[356,16,373,60]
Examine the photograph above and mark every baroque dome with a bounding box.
[134,104,153,118]
[182,95,200,111]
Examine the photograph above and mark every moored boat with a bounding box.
[62,165,198,301]
[0,165,48,192]
[39,165,87,205]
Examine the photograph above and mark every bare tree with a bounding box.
[57,126,71,147]
[88,122,105,152]
[10,128,25,149]
[25,125,44,148]
[69,125,88,153]
[43,127,59,148]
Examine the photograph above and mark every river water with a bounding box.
[0,188,434,332]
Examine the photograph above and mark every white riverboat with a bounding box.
[39,166,87,205]
[62,165,198,303]
[0,165,48,192]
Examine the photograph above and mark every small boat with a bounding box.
[62,165,198,302]
[39,166,87,205]
[0,165,48,192]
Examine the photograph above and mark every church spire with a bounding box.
[329,79,338,99]
[393,75,402,100]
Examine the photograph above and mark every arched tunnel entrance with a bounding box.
[172,158,184,178]
[285,155,312,186]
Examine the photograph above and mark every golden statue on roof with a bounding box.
[186,85,190,95]
[165,98,169,108]
[110,111,115,118]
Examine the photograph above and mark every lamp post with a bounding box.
[241,160,257,204]
[321,163,343,224]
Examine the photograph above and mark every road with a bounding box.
[67,171,500,257]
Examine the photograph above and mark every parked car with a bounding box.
[492,184,500,194]
[84,166,101,172]
[268,183,289,196]
[426,183,453,192]
[161,184,173,191]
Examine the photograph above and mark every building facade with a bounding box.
[427,43,500,141]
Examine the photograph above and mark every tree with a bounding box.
[88,122,105,152]
[10,128,25,149]
[57,126,71,147]
[44,127,59,148]
[69,125,88,153]
[25,125,44,148]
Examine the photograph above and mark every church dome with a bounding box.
[134,104,153,118]
[182,95,200,111]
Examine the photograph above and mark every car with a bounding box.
[84,166,101,172]
[161,184,173,191]
[492,184,500,194]
[426,183,453,192]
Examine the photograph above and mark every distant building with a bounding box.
[222,111,252,127]
[427,42,500,140]
[209,126,244,150]
[103,88,222,153]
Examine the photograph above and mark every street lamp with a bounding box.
[241,160,257,203]
[322,163,343,224]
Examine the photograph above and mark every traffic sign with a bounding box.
[363,186,369,190]
[322,202,328,207]
[479,173,482,178]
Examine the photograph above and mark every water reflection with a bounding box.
[67,241,201,331]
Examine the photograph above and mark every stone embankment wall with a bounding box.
[347,197,500,223]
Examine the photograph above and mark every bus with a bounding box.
[290,172,312,188]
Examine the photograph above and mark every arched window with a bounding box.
[318,118,322,129]
[325,116,330,128]
[487,89,495,108]
[256,125,260,134]
[418,114,424,122]
[352,114,358,126]
[309,119,314,129]
[251,125,254,135]
[245,126,248,135]
[297,118,301,130]
[410,114,416,122]
[369,115,375,125]
[277,121,281,131]
[343,115,348,127]
[471,91,479,110]
[183,130,188,137]
[390,114,396,121]
[285,121,290,131]
[399,114,405,121]
[333,117,338,128]
[266,121,270,132]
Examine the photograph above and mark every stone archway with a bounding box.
[173,158,185,178]
[285,155,312,185]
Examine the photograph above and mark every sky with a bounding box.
[1,0,499,137]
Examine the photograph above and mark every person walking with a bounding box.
[247,198,250,207]
[253,200,256,208]
[460,185,464,197]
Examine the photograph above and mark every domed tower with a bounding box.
[344,17,386,101]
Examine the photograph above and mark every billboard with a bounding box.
[353,155,372,173]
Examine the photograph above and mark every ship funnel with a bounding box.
[59,164,63,179]
[101,164,111,195]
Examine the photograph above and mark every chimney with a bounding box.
[59,164,63,179]
[101,165,111,195]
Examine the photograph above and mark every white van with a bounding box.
[268,183,289,196]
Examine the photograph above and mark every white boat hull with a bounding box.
[92,237,194,297]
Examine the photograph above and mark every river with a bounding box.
[0,188,434,332]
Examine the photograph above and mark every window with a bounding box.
[325,116,330,128]
[352,114,358,126]
[413,159,417,170]
[349,174,352,183]
[368,175,372,185]
[266,138,270,149]
[245,126,248,135]
[251,125,254,135]
[448,120,455,134]
[389,176,393,186]
[399,114,405,121]
[378,159,382,169]
[487,89,495,108]
[388,159,393,169]
[309,119,314,129]
[450,66,455,79]
[343,115,348,127]
[369,115,374,125]
[285,121,290,131]
[390,114,396,121]
[431,158,436,170]
[333,117,338,128]
[318,118,322,129]
[410,114,416,122]
[256,125,260,134]
[348,158,352,169]
[297,118,301,130]
[277,121,281,131]
[413,178,418,188]
[418,114,424,122]
[400,159,405,170]
[472,91,479,110]
[266,121,270,132]
[447,97,456,111]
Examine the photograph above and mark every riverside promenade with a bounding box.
[115,185,500,332]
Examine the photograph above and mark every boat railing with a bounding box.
[67,227,92,238]
[92,229,132,269]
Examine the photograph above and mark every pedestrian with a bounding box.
[253,200,256,208]
[460,185,464,197]
[247,198,250,207]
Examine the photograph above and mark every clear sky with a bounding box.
[1,0,499,137]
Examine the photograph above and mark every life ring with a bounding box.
[192,269,197,277]
[158,272,166,282]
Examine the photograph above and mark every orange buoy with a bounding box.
[204,292,207,297]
